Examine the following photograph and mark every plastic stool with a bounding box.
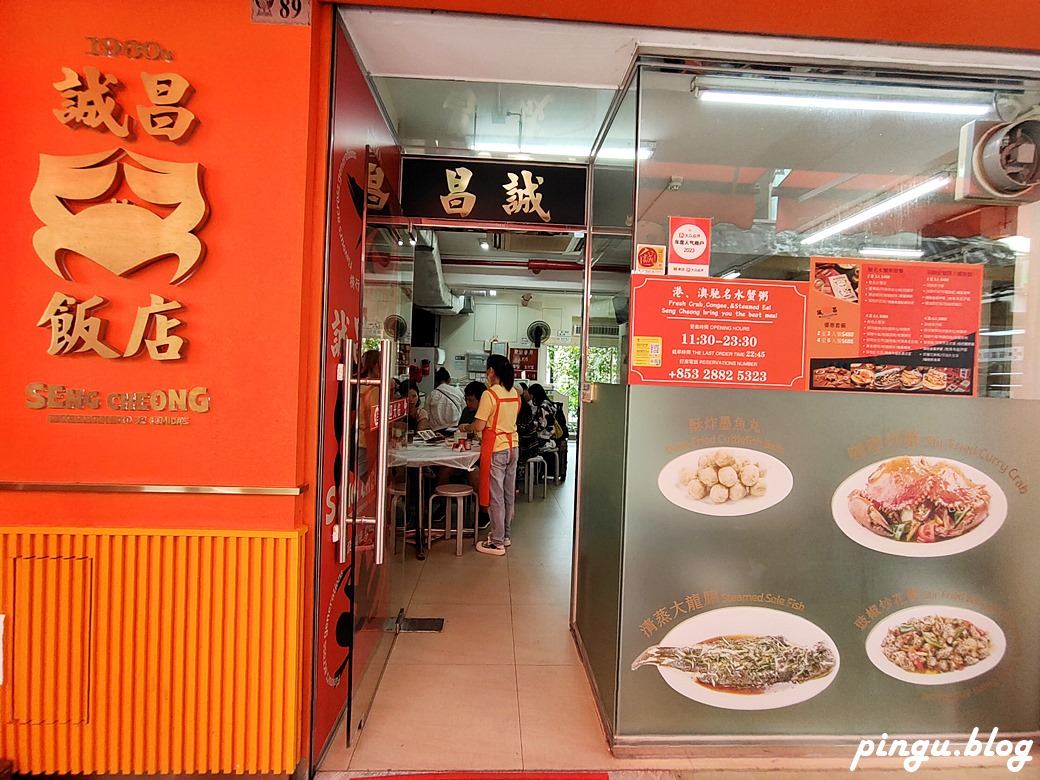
[389,482,408,554]
[427,484,477,556]
[525,456,547,502]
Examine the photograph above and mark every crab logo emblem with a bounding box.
[30,149,208,284]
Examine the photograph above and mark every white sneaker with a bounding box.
[476,539,505,556]
[503,537,512,547]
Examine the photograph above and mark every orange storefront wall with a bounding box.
[0,0,333,773]
[1,3,324,512]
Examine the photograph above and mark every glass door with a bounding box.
[343,211,414,741]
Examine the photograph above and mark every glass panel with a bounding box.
[588,78,637,387]
[634,61,1040,399]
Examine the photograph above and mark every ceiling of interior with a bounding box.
[375,77,616,161]
[344,8,1040,294]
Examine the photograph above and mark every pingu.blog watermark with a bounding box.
[850,728,1033,773]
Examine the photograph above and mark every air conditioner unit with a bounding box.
[572,318,621,338]
[956,118,1040,203]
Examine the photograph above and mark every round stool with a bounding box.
[427,484,477,556]
[525,456,547,502]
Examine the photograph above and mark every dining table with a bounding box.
[389,440,481,559]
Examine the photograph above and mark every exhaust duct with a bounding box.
[412,230,464,314]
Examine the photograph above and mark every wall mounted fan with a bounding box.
[383,315,408,339]
[527,320,552,348]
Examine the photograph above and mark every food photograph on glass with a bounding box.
[631,606,840,710]
[865,606,1005,685]
[657,447,793,516]
[831,455,1006,556]
[811,363,973,394]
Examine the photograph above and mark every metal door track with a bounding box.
[399,617,445,632]
[385,608,444,633]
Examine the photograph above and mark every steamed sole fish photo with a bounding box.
[632,607,841,709]
[632,635,837,692]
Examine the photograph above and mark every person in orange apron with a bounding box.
[472,354,521,556]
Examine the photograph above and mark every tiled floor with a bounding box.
[316,452,1039,778]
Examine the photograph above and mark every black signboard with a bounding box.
[401,156,587,227]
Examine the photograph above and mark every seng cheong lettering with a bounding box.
[25,383,210,413]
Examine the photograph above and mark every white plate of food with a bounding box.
[631,606,839,710]
[866,606,1005,685]
[657,447,793,516]
[831,456,1006,557]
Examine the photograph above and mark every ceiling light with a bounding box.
[471,142,654,160]
[573,231,586,239]
[598,146,655,161]
[999,235,1031,254]
[859,247,925,259]
[479,237,490,250]
[699,90,990,116]
[397,237,404,246]
[801,176,950,246]
[720,270,741,279]
[488,289,497,297]
[408,234,417,247]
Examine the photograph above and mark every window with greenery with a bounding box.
[549,345,621,425]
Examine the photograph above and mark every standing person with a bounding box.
[528,384,557,449]
[473,355,521,556]
[551,401,570,480]
[514,381,536,487]
[426,367,465,432]
[355,350,382,482]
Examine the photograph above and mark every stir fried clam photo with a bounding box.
[881,615,992,674]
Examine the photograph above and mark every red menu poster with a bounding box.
[807,257,983,396]
[628,276,808,389]
[510,347,539,375]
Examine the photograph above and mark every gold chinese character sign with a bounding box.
[30,149,209,283]
[400,157,586,226]
[53,67,198,142]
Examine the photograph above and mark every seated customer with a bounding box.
[437,380,487,490]
[456,381,487,432]
[404,381,430,433]
[426,367,466,432]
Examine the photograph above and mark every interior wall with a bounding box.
[437,291,583,385]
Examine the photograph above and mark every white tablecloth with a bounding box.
[389,442,481,470]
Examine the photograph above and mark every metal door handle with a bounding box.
[373,340,393,564]
[347,340,392,564]
[337,338,355,564]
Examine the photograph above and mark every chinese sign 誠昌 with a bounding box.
[401,157,587,227]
